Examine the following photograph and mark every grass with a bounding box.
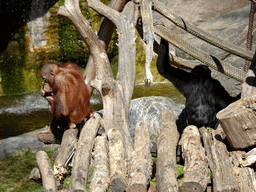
[0,149,56,192]
[0,150,184,191]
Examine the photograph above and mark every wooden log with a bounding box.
[229,151,256,192]
[156,109,179,192]
[29,167,42,184]
[179,125,209,192]
[233,166,256,192]
[107,128,127,192]
[36,151,58,192]
[217,94,256,149]
[127,120,152,192]
[89,134,110,192]
[239,147,256,167]
[54,128,78,185]
[199,127,239,192]
[69,113,101,192]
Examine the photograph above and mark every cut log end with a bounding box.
[127,183,147,192]
[110,175,127,192]
[178,182,203,192]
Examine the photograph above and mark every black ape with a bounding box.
[156,38,239,130]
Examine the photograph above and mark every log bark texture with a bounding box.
[107,128,127,192]
[233,166,256,192]
[199,127,239,192]
[217,94,256,149]
[89,134,110,192]
[179,125,209,192]
[54,128,78,185]
[127,120,152,192]
[229,151,256,192]
[156,109,179,192]
[36,151,58,192]
[69,113,101,192]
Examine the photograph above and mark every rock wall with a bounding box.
[177,5,254,96]
[153,1,251,96]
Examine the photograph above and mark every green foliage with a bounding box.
[0,27,26,95]
[177,164,184,183]
[0,149,56,192]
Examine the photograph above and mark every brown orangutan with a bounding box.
[40,61,93,135]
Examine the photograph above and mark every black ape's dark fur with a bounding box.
[157,38,239,130]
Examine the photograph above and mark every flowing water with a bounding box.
[0,83,185,139]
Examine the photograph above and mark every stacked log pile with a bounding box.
[30,107,256,192]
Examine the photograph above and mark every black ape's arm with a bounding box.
[156,38,194,96]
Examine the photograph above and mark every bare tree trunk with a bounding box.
[90,134,110,192]
[179,125,209,192]
[36,151,58,192]
[70,113,101,192]
[156,110,179,192]
[83,0,128,93]
[127,120,152,192]
[141,0,154,87]
[58,0,139,160]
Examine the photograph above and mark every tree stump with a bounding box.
[179,125,209,192]
[199,127,239,192]
[156,109,179,192]
[127,120,152,192]
[36,151,58,192]
[217,94,256,149]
